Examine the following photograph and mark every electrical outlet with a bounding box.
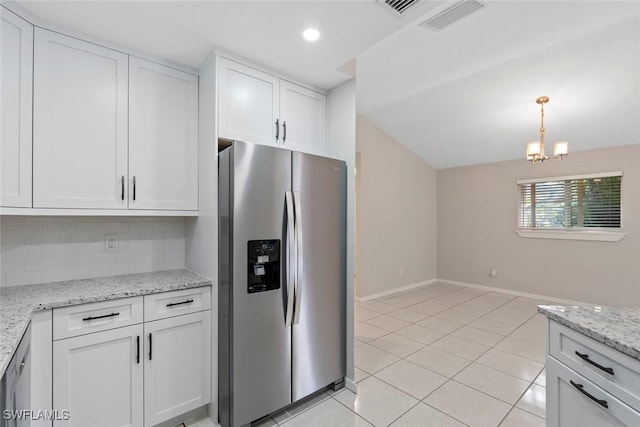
[489,268,497,278]
[105,234,118,252]
[400,268,405,277]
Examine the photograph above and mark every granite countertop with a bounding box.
[538,305,640,361]
[0,269,212,377]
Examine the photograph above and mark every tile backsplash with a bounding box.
[0,216,186,287]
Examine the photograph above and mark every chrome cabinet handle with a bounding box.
[284,191,296,327]
[275,119,280,141]
[121,176,125,201]
[293,191,303,325]
[283,121,287,143]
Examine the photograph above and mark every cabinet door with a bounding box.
[129,57,198,211]
[53,324,143,427]
[1,7,33,207]
[547,357,640,427]
[279,80,327,155]
[144,311,211,427]
[218,57,279,146]
[33,28,128,209]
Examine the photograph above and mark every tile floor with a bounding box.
[257,282,549,427]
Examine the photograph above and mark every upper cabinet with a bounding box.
[129,58,198,211]
[33,28,129,209]
[1,7,33,208]
[217,57,327,155]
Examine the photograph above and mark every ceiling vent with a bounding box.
[379,0,422,15]
[420,0,487,31]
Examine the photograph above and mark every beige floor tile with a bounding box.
[499,407,545,427]
[454,363,530,404]
[369,333,425,358]
[355,344,400,374]
[334,377,417,427]
[365,315,411,332]
[406,346,471,378]
[409,299,455,315]
[431,335,490,361]
[495,336,545,363]
[355,322,388,343]
[468,318,518,336]
[520,314,547,333]
[516,384,546,419]
[356,306,383,322]
[416,316,464,334]
[435,309,479,325]
[375,360,448,400]
[451,326,504,347]
[355,367,370,383]
[483,307,534,326]
[508,327,545,347]
[362,301,398,314]
[390,402,466,427]
[449,302,495,317]
[476,348,544,382]
[424,380,511,427]
[281,397,372,427]
[387,308,429,323]
[534,368,546,387]
[383,293,430,308]
[395,324,446,345]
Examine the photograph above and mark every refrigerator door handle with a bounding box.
[285,191,296,327]
[293,191,303,325]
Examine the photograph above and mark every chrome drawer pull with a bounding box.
[166,299,194,307]
[575,351,615,375]
[570,380,609,408]
[82,312,120,321]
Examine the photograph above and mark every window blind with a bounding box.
[519,174,621,229]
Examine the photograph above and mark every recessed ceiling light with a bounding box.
[303,28,320,42]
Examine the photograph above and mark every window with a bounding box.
[517,172,624,241]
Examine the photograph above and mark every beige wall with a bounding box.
[437,144,640,306]
[356,115,437,298]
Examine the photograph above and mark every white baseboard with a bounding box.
[355,279,438,303]
[437,278,589,306]
[345,377,357,394]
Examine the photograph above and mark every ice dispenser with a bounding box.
[247,240,281,293]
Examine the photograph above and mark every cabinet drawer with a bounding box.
[550,321,640,411]
[53,297,143,340]
[547,357,640,427]
[143,287,211,321]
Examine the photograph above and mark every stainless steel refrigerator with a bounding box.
[218,141,346,427]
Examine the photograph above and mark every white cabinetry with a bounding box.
[53,325,144,427]
[51,288,211,427]
[33,28,129,209]
[546,320,640,427]
[129,58,198,211]
[1,7,33,208]
[217,57,327,155]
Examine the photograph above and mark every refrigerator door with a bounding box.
[291,152,347,401]
[219,141,293,427]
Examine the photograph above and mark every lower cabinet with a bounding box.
[53,325,144,427]
[52,291,211,427]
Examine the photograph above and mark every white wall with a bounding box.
[0,216,186,287]
[356,115,438,299]
[437,144,640,306]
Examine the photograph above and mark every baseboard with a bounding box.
[355,279,438,303]
[437,278,589,306]
[345,377,357,394]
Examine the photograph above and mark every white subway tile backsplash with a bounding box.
[0,216,187,287]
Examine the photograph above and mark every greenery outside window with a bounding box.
[517,172,625,242]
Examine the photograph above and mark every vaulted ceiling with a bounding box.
[13,0,640,168]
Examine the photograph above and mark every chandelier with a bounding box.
[526,96,568,163]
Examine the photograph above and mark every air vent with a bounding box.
[420,0,486,31]
[380,0,421,15]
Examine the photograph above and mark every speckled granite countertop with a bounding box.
[538,305,640,361]
[0,269,211,377]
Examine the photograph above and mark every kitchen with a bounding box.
[1,1,639,427]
